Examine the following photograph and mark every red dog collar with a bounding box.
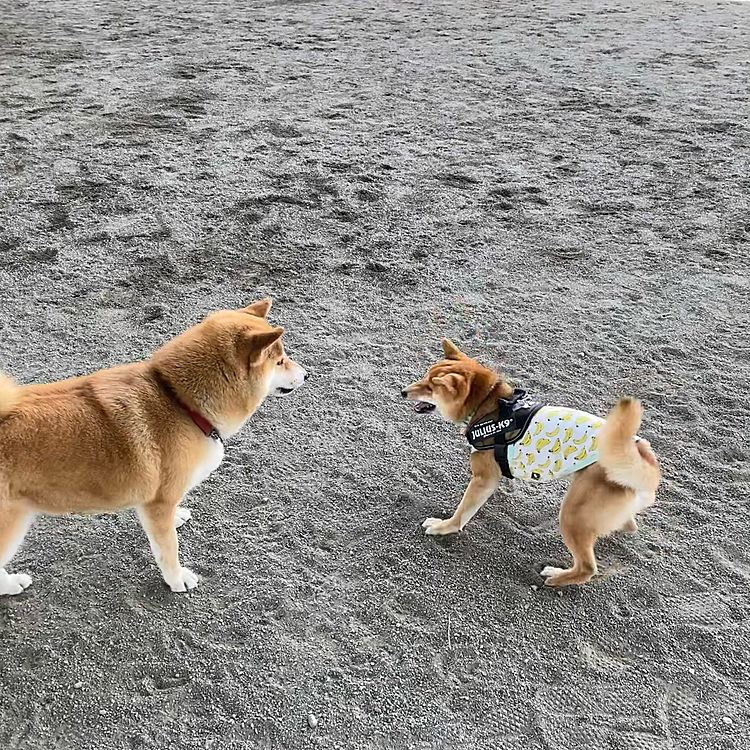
[179,401,219,440]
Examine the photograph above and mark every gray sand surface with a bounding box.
[1,0,749,748]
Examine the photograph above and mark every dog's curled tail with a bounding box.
[0,370,18,417]
[597,397,660,493]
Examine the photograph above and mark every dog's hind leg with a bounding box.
[0,504,33,596]
[541,524,598,588]
[137,496,199,592]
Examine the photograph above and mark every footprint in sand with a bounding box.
[535,682,669,749]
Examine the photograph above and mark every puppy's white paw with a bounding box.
[422,517,459,536]
[174,507,192,528]
[540,566,564,579]
[0,571,33,596]
[166,567,199,592]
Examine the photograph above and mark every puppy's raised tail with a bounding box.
[0,371,18,417]
[597,397,660,494]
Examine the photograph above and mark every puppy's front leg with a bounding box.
[137,497,199,592]
[423,451,501,535]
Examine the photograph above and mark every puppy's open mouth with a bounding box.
[413,401,436,414]
[276,387,294,395]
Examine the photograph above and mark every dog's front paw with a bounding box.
[540,566,564,579]
[422,517,459,535]
[540,566,565,587]
[619,516,638,533]
[540,566,563,577]
[174,507,192,528]
[166,567,200,592]
[0,571,33,596]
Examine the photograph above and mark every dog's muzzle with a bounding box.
[401,388,436,413]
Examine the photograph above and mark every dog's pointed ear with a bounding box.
[441,339,466,360]
[242,298,272,318]
[243,327,284,364]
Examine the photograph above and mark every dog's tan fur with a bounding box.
[0,299,307,595]
[402,339,661,587]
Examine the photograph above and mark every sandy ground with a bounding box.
[1,0,749,748]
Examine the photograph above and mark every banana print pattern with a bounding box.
[507,405,603,482]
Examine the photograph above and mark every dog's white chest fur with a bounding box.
[187,438,224,493]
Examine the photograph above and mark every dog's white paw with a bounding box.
[540,566,564,579]
[174,507,192,528]
[0,571,33,596]
[620,516,638,533]
[422,517,459,535]
[166,567,199,592]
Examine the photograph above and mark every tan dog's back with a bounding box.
[2,365,173,514]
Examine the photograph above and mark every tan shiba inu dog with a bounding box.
[402,340,661,587]
[0,299,307,595]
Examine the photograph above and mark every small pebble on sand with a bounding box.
[308,713,318,729]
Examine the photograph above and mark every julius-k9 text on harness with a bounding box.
[464,388,603,482]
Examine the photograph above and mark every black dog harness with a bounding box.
[464,388,543,479]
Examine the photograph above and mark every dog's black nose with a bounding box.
[401,389,408,398]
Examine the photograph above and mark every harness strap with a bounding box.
[494,441,513,479]
[464,388,544,480]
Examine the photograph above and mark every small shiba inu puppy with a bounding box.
[402,340,661,587]
[0,299,307,595]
